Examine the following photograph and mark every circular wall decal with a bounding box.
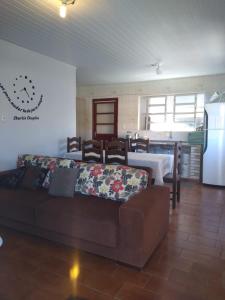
[9,75,43,113]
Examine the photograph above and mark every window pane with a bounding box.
[196,113,204,127]
[166,113,173,123]
[174,114,195,123]
[167,96,174,113]
[149,97,166,105]
[197,94,204,111]
[148,106,165,113]
[172,123,195,131]
[151,123,168,131]
[97,103,114,113]
[96,125,114,134]
[97,114,114,123]
[149,114,165,123]
[175,95,195,104]
[175,105,195,113]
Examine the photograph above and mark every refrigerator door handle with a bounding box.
[203,109,208,154]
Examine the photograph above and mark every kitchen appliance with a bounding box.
[203,103,225,186]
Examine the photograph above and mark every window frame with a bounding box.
[142,93,204,131]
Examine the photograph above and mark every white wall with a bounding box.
[77,74,225,141]
[0,39,76,171]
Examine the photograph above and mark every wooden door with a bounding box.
[92,98,118,143]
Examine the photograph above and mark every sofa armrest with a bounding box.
[118,186,170,268]
[0,169,17,178]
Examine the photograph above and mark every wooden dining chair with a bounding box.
[163,142,182,209]
[82,140,104,163]
[130,138,149,153]
[67,137,81,152]
[105,140,128,165]
[113,137,131,151]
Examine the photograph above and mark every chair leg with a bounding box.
[172,182,176,209]
[177,180,180,203]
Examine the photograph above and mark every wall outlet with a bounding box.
[1,115,6,122]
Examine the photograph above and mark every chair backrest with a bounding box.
[105,140,128,165]
[173,142,182,179]
[113,137,130,151]
[67,137,81,152]
[130,138,149,153]
[82,139,104,163]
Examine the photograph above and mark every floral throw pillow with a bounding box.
[75,163,148,202]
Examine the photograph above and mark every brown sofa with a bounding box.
[0,168,170,268]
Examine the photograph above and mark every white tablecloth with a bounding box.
[64,151,173,185]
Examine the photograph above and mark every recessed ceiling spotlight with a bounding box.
[59,0,76,18]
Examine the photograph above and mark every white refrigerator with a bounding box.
[203,103,225,186]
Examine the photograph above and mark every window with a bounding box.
[140,94,204,132]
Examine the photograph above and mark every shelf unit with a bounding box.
[149,141,202,181]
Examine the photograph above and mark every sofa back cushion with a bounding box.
[21,167,48,190]
[17,155,80,189]
[75,163,148,202]
[0,167,26,189]
[48,168,79,198]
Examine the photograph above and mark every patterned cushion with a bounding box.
[57,159,78,169]
[75,163,148,202]
[17,154,57,169]
[17,155,80,189]
[0,167,26,189]
[17,154,79,170]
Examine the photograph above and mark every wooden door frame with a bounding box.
[92,98,118,140]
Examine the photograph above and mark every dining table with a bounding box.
[64,151,173,185]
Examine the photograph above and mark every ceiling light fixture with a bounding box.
[150,62,163,75]
[59,0,76,18]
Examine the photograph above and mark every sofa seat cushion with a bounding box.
[36,193,122,248]
[0,188,49,225]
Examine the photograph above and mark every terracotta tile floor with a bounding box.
[1,182,225,299]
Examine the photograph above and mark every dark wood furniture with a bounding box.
[130,138,149,153]
[113,137,130,151]
[163,142,182,209]
[92,98,118,145]
[82,139,104,163]
[105,140,128,165]
[67,137,81,152]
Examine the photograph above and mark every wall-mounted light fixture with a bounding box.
[59,0,76,18]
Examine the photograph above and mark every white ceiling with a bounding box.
[0,0,225,85]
